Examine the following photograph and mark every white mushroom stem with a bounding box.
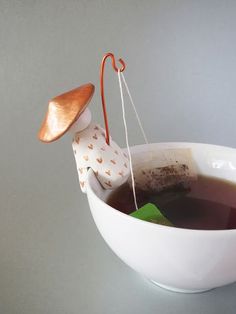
[69,108,92,134]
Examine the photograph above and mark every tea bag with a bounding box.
[129,148,197,193]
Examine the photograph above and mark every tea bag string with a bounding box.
[121,72,156,178]
[121,72,169,166]
[120,72,148,144]
[118,69,138,210]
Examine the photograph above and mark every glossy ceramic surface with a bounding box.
[86,143,236,293]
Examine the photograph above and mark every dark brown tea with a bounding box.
[107,175,236,230]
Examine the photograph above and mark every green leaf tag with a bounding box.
[130,203,173,226]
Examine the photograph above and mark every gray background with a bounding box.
[1,0,236,313]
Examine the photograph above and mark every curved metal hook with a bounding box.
[100,53,126,145]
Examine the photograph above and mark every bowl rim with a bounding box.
[86,142,236,235]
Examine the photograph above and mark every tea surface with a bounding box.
[107,175,236,230]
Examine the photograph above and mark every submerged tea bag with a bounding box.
[129,147,197,193]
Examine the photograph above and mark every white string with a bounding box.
[121,72,148,144]
[118,70,138,210]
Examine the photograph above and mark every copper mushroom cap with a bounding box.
[38,83,95,143]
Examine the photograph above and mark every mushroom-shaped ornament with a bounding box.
[38,83,130,192]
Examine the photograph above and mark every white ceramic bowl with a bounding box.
[86,143,236,293]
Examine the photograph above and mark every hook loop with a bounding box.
[100,53,126,145]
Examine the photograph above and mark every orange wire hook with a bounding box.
[100,52,126,145]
